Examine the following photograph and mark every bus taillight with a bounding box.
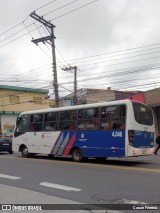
[128,130,134,146]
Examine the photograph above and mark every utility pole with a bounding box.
[30,12,59,107]
[62,66,77,105]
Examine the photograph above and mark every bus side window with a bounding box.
[59,110,77,131]
[110,105,126,129]
[69,110,77,130]
[78,108,99,130]
[59,111,70,130]
[29,115,36,131]
[78,110,85,129]
[93,118,100,129]
[100,105,126,129]
[30,114,43,131]
[30,120,36,131]
[100,107,110,129]
[44,112,57,131]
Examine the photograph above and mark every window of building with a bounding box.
[33,97,42,104]
[9,95,20,104]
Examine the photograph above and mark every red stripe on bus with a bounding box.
[63,132,76,156]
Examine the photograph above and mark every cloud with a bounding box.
[1,0,160,95]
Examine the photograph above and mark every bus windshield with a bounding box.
[132,101,153,125]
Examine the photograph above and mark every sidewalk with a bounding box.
[0,184,108,213]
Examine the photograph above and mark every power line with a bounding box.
[55,47,73,69]
[0,22,23,37]
[51,0,99,21]
[43,0,79,16]
[59,63,160,86]
[35,0,57,12]
[67,48,160,67]
[61,43,160,62]
[0,0,57,41]
[0,0,95,45]
[79,55,160,71]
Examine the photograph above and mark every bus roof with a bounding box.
[19,99,149,116]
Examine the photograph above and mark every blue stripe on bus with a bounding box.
[133,131,154,148]
[51,130,154,157]
[74,130,125,157]
[52,130,126,158]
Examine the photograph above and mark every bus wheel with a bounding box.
[21,146,29,158]
[48,154,54,159]
[72,148,83,162]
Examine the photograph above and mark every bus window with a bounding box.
[132,102,153,125]
[29,114,43,131]
[78,108,99,130]
[44,112,57,131]
[59,110,77,130]
[100,105,126,129]
[16,115,29,132]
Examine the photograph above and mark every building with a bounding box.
[61,87,139,106]
[144,88,160,136]
[0,85,50,136]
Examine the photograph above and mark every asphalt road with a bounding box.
[0,152,160,213]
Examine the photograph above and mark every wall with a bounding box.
[0,89,50,112]
[85,89,115,103]
[144,88,160,107]
[0,86,51,136]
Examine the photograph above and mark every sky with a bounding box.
[1,0,160,99]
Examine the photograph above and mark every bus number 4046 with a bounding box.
[112,131,123,137]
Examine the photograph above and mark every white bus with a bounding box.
[13,100,155,162]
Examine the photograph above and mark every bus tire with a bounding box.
[72,148,83,162]
[21,146,29,158]
[48,154,54,159]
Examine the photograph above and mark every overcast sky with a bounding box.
[1,0,160,98]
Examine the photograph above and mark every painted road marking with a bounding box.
[40,182,81,192]
[0,174,21,180]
